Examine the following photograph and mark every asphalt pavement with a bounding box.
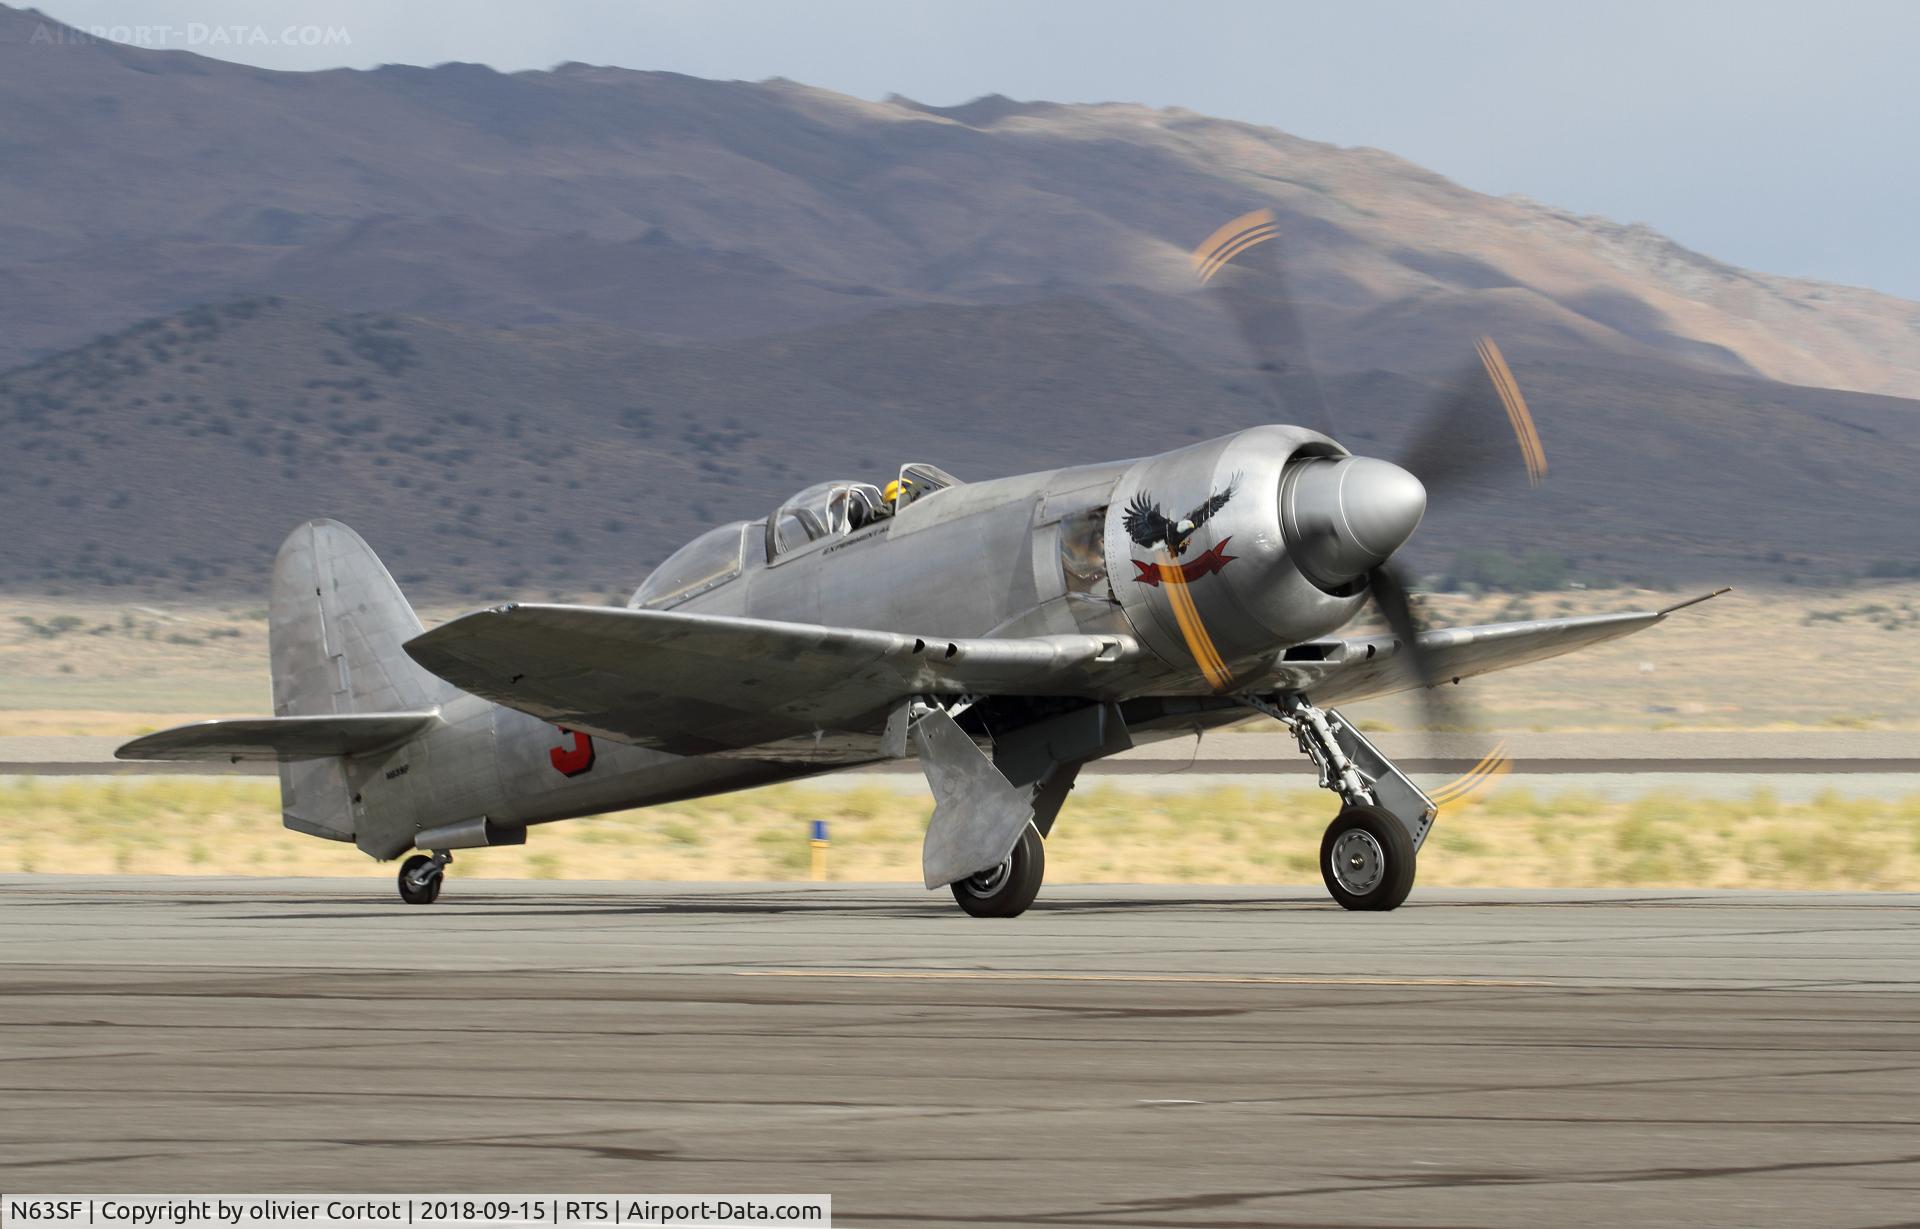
[2,875,1917,1227]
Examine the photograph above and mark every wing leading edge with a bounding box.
[400,593,1722,760]
[1271,590,1730,706]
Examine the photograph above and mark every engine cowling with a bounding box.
[1102,424,1426,687]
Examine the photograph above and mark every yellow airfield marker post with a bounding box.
[809,819,830,881]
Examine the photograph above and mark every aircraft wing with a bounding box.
[403,603,1140,759]
[1270,592,1727,706]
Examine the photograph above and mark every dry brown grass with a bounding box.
[4,777,1917,891]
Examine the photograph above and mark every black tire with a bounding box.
[1320,804,1416,911]
[950,824,1045,918]
[397,853,443,905]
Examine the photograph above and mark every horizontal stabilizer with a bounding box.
[115,713,440,763]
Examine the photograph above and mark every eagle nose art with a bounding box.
[1281,456,1427,588]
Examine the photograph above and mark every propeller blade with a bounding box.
[1188,209,1529,798]
[1365,560,1511,793]
[1364,562,1436,687]
[1191,209,1280,286]
[1428,742,1512,813]
[1395,336,1547,495]
[1190,209,1330,431]
[1367,561,1469,731]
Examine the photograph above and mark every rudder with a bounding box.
[269,520,454,843]
[270,519,452,718]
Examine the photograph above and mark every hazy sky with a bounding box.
[39,0,1920,300]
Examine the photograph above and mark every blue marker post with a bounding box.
[809,819,830,882]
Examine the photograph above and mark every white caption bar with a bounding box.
[1,1198,830,1229]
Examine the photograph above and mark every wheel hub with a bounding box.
[960,857,1012,898]
[1329,828,1386,895]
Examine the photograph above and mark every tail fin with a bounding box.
[268,520,453,846]
[270,519,454,718]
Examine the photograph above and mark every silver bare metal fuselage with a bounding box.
[406,459,1138,838]
[354,425,1360,850]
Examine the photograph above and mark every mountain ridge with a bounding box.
[2,2,1916,395]
[2,4,1917,599]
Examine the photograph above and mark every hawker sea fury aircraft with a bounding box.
[119,211,1724,913]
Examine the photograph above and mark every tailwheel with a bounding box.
[1320,804,1416,912]
[397,852,447,905]
[950,823,1045,918]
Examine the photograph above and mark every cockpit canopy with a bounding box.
[631,462,963,609]
[767,463,961,559]
[629,520,752,609]
[769,480,882,554]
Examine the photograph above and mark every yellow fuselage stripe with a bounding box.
[1158,548,1234,691]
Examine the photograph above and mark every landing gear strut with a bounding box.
[1244,693,1434,912]
[397,851,450,905]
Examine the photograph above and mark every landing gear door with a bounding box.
[1327,713,1438,850]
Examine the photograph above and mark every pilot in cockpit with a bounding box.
[838,483,885,532]
[837,478,912,533]
[845,494,874,531]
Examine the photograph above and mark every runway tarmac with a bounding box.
[2,875,1918,1228]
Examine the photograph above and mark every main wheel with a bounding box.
[1320,804,1416,911]
[950,824,1045,918]
[397,853,443,905]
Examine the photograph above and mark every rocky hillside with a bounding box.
[0,297,1271,598]
[3,296,1914,599]
[1,5,1917,599]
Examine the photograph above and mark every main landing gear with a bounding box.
[1246,694,1434,912]
[913,699,1077,921]
[950,823,1046,918]
[1320,803,1416,911]
[397,851,451,904]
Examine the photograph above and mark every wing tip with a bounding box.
[114,719,225,761]
[1657,586,1733,617]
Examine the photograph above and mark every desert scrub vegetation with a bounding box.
[2,778,1917,890]
[1802,600,1919,632]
